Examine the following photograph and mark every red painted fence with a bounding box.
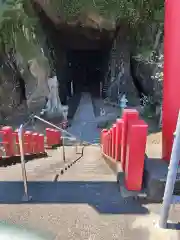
[101,108,148,192]
[0,126,62,162]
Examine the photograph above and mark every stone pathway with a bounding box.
[92,97,120,118]
[68,92,100,143]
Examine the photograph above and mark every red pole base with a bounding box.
[115,119,123,161]
[112,124,116,159]
[1,126,14,157]
[121,109,139,171]
[125,119,148,191]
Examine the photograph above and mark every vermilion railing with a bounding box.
[101,109,148,192]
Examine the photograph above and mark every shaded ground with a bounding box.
[68,93,101,143]
[0,92,179,239]
[92,97,120,118]
[0,146,179,239]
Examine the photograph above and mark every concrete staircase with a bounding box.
[67,92,100,144]
[0,145,152,240]
[1,94,180,239]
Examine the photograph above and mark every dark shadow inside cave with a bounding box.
[31,0,113,107]
[66,49,109,98]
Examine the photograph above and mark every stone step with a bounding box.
[143,158,180,202]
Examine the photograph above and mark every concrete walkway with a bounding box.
[0,94,179,239]
[0,146,179,239]
[68,93,100,143]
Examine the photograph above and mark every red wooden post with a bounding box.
[46,128,55,147]
[125,119,148,191]
[24,133,29,155]
[107,131,110,156]
[38,134,45,153]
[101,129,107,145]
[162,0,180,161]
[46,128,61,146]
[112,124,116,159]
[115,119,123,161]
[109,128,113,157]
[25,131,33,154]
[24,131,33,155]
[1,126,14,157]
[121,109,139,171]
[54,130,62,145]
[103,132,106,154]
[101,129,108,153]
[0,131,4,158]
[32,133,39,154]
[104,132,108,155]
[13,130,20,155]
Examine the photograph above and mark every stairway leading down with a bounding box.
[0,145,149,240]
[68,92,101,144]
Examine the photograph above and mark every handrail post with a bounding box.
[159,111,180,228]
[62,136,65,162]
[18,124,31,202]
[75,144,78,154]
[33,115,95,147]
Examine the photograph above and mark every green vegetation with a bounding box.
[49,0,164,22]
[0,0,164,96]
[0,0,164,56]
[0,0,38,57]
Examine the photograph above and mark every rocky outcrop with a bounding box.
[0,68,21,121]
[104,27,140,106]
[0,52,52,122]
[33,0,116,31]
[0,53,27,122]
[132,56,163,106]
[27,57,50,107]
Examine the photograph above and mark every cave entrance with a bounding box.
[66,49,108,98]
[31,1,113,106]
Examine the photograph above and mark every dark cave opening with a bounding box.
[31,1,112,106]
[66,49,109,98]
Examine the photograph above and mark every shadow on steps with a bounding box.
[0,181,149,215]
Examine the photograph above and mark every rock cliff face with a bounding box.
[104,27,140,106]
[0,54,26,122]
[0,53,50,122]
[0,67,21,121]
[132,57,163,106]
[0,1,163,122]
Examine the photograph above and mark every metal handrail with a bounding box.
[18,124,31,201]
[33,115,78,160]
[18,115,35,201]
[17,114,80,201]
[17,115,35,201]
[17,114,81,201]
[33,115,99,146]
[159,111,180,228]
[17,113,100,202]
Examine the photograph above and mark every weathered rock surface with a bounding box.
[105,28,140,106]
[0,60,22,121]
[133,58,163,105]
[27,57,50,108]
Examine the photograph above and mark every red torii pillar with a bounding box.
[162,0,180,161]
